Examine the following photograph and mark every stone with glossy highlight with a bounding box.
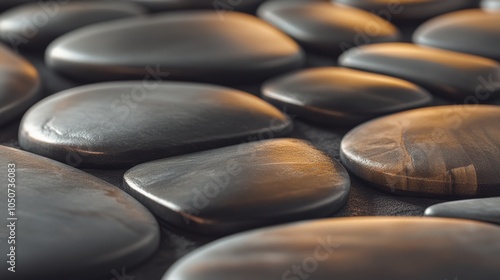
[339,43,500,101]
[414,9,500,61]
[124,139,350,235]
[425,198,500,225]
[262,67,432,126]
[258,1,400,56]
[0,145,160,280]
[19,81,292,167]
[163,217,500,280]
[46,11,304,84]
[340,105,500,198]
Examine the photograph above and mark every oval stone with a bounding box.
[19,81,292,167]
[339,43,500,101]
[46,11,304,84]
[258,1,400,56]
[333,0,477,21]
[0,145,160,280]
[0,2,145,50]
[262,67,432,126]
[482,0,500,9]
[425,197,500,225]
[340,105,500,198]
[0,44,40,126]
[128,0,266,12]
[123,139,350,235]
[414,9,500,61]
[164,217,500,280]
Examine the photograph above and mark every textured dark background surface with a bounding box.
[2,22,498,280]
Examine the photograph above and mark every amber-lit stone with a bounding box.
[262,67,432,126]
[0,2,145,49]
[0,145,159,280]
[19,82,292,167]
[333,0,477,21]
[340,105,500,198]
[339,43,500,101]
[46,11,304,83]
[258,1,400,56]
[128,0,266,12]
[482,0,500,9]
[425,198,500,225]
[124,139,350,235]
[0,44,40,126]
[414,9,500,61]
[163,217,500,280]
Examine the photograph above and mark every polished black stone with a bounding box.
[46,11,304,84]
[258,1,400,56]
[339,43,500,101]
[262,67,432,126]
[0,44,41,127]
[340,105,500,198]
[19,81,292,167]
[333,0,478,21]
[425,197,500,225]
[0,145,160,280]
[123,139,350,235]
[414,9,500,61]
[164,217,500,280]
[0,2,145,50]
[128,0,266,12]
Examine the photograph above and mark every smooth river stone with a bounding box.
[19,81,292,167]
[127,0,266,12]
[333,0,477,21]
[0,145,159,280]
[340,105,500,198]
[262,67,432,126]
[339,43,500,101]
[0,44,41,127]
[0,2,145,50]
[425,198,500,225]
[123,139,350,235]
[46,11,304,84]
[482,0,500,9]
[413,9,500,61]
[258,1,400,56]
[164,217,500,280]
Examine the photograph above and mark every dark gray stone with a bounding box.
[414,9,500,61]
[163,217,500,280]
[333,0,478,21]
[19,81,292,167]
[127,0,266,12]
[262,67,432,126]
[340,105,500,198]
[0,44,41,127]
[0,2,145,50]
[0,145,160,280]
[258,1,400,56]
[425,197,500,225]
[45,11,304,84]
[339,43,500,101]
[123,139,350,235]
